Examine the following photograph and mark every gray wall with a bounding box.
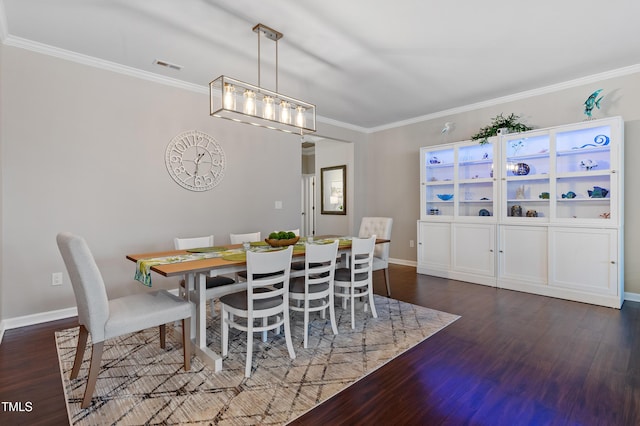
[365,71,640,293]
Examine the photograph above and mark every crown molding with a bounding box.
[3,35,208,94]
[367,64,640,133]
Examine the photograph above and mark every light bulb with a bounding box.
[243,90,256,115]
[295,106,305,127]
[263,96,275,120]
[223,83,236,110]
[280,100,291,124]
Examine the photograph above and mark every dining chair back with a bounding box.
[220,245,295,377]
[289,240,339,348]
[358,217,393,296]
[174,235,237,314]
[56,232,192,408]
[334,235,378,329]
[230,232,261,244]
[231,231,262,281]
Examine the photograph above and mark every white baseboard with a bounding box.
[624,292,640,303]
[0,306,78,345]
[389,258,417,267]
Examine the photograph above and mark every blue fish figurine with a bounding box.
[584,89,603,118]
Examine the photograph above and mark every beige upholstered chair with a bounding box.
[56,232,192,408]
[289,240,339,348]
[358,217,393,296]
[334,235,378,329]
[220,246,295,377]
[174,235,238,314]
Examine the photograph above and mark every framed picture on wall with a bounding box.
[321,165,346,215]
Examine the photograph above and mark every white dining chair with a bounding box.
[56,232,192,408]
[174,235,238,314]
[230,232,262,282]
[334,235,378,329]
[220,245,295,377]
[358,217,393,296]
[230,232,261,245]
[289,240,339,348]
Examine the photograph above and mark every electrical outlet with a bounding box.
[52,272,63,286]
[410,240,415,248]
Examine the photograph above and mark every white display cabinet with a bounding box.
[420,138,498,220]
[418,116,624,308]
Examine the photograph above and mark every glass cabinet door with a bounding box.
[422,147,454,217]
[554,123,614,221]
[502,132,551,220]
[457,140,496,218]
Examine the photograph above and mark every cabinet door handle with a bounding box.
[611,261,616,264]
[611,170,617,173]
[499,250,504,253]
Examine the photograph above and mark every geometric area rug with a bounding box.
[55,295,459,425]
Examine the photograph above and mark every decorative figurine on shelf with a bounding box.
[429,156,441,164]
[562,191,577,199]
[573,134,610,150]
[516,185,525,199]
[511,205,523,217]
[579,159,598,171]
[526,210,538,217]
[584,89,603,120]
[600,212,611,219]
[588,186,609,198]
[539,192,550,199]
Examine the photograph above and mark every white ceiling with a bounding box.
[2,0,639,130]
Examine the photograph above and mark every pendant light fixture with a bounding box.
[209,24,316,135]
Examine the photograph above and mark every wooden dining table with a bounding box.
[126,236,389,371]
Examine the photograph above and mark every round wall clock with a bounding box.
[165,130,226,191]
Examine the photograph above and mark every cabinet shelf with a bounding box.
[557,146,610,156]
[556,171,611,179]
[557,197,610,202]
[505,174,549,181]
[506,152,550,161]
[423,180,454,186]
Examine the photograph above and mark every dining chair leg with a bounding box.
[368,282,378,318]
[262,317,268,342]
[81,341,104,409]
[221,307,229,356]
[182,318,191,371]
[159,324,166,349]
[350,286,356,329]
[71,325,89,380]
[303,307,310,348]
[245,322,254,378]
[384,268,391,297]
[284,310,296,360]
[328,293,339,336]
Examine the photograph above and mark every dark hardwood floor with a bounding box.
[1,264,639,425]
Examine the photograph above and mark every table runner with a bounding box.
[135,253,214,286]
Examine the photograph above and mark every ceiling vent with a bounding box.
[153,59,182,71]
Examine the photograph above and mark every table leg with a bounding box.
[192,272,223,372]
